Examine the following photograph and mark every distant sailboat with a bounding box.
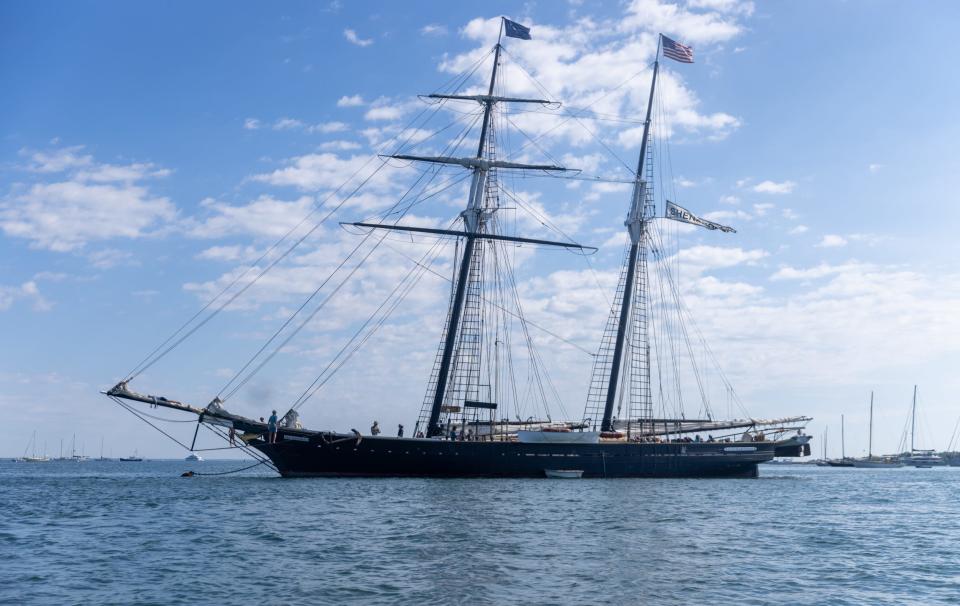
[826,414,855,467]
[944,416,960,467]
[901,385,945,468]
[19,431,50,462]
[853,392,902,468]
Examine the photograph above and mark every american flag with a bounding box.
[662,35,694,63]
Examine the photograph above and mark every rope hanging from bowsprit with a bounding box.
[181,460,268,477]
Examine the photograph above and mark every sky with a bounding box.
[2,0,960,459]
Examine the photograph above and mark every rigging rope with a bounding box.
[123,48,496,383]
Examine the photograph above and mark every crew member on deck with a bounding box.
[371,421,381,436]
[397,424,404,438]
[267,410,278,444]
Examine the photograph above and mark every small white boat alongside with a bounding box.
[544,469,584,479]
[185,452,204,462]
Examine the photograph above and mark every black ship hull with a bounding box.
[252,433,778,479]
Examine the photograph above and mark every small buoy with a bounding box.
[181,471,195,477]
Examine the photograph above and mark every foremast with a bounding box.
[423,33,503,438]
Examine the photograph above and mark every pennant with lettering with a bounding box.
[503,18,532,40]
[665,201,736,233]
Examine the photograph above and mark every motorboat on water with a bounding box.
[185,452,204,462]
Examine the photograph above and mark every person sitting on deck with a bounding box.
[397,424,404,438]
[267,410,278,444]
[371,421,381,436]
[449,425,457,441]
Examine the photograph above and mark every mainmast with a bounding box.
[868,391,874,459]
[600,37,661,432]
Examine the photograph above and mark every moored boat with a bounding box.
[901,386,945,468]
[852,392,902,468]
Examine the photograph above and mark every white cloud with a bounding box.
[781,208,799,220]
[753,180,796,194]
[363,97,415,121]
[87,248,137,269]
[188,195,318,239]
[273,117,304,130]
[307,121,349,134]
[677,244,768,273]
[686,0,755,16]
[752,202,774,216]
[816,234,847,248]
[318,140,362,151]
[337,95,365,107]
[344,28,373,47]
[243,118,261,130]
[848,233,884,246]
[21,146,92,173]
[719,195,739,205]
[421,24,448,36]
[788,224,808,235]
[0,281,51,312]
[621,0,749,44]
[868,163,883,174]
[1,147,176,252]
[445,4,748,149]
[74,162,170,183]
[251,154,368,191]
[771,262,857,281]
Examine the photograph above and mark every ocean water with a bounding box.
[2,460,959,605]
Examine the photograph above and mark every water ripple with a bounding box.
[2,462,959,604]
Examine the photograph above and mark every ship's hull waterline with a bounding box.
[252,434,784,479]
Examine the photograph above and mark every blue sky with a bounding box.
[2,0,960,458]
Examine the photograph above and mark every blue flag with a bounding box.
[503,18,531,40]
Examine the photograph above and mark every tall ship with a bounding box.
[105,19,810,478]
